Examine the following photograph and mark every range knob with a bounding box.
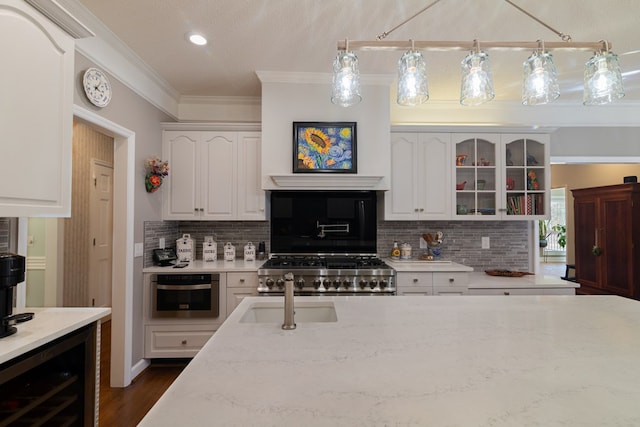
[380,279,388,289]
[313,279,322,290]
[276,278,285,290]
[369,279,378,290]
[296,278,305,289]
[332,279,341,289]
[359,279,368,289]
[342,279,352,289]
[265,278,275,289]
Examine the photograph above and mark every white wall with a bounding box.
[258,74,392,190]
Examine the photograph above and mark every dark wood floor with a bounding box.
[99,321,187,426]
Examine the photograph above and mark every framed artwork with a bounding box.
[293,122,357,173]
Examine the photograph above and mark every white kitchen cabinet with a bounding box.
[226,272,258,314]
[452,133,549,220]
[145,324,217,358]
[396,270,470,296]
[162,129,265,220]
[452,134,501,220]
[396,272,433,296]
[432,272,470,295]
[385,133,451,220]
[0,0,74,217]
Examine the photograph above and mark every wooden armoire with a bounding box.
[572,183,640,299]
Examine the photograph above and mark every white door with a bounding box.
[89,160,113,307]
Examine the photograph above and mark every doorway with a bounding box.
[89,159,114,307]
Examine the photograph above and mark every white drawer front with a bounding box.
[227,272,258,288]
[433,286,469,296]
[396,272,433,287]
[433,272,470,286]
[145,325,216,358]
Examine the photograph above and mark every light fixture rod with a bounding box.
[337,40,610,52]
[377,0,443,40]
[503,0,572,42]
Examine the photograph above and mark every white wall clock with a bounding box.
[82,67,112,107]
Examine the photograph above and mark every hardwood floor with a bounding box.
[98,321,187,426]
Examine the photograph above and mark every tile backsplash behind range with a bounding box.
[144,220,529,271]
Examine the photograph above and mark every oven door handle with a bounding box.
[156,284,212,291]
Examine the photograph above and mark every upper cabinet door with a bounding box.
[452,134,501,220]
[0,1,74,217]
[236,132,265,220]
[202,132,236,220]
[386,133,419,220]
[163,131,200,220]
[501,134,550,219]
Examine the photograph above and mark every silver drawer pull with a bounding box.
[157,284,211,291]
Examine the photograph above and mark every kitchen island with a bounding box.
[139,296,640,426]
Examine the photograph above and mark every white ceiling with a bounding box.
[76,0,640,104]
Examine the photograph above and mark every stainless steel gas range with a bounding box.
[258,190,395,296]
[258,254,395,296]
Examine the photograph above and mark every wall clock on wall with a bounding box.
[82,67,112,107]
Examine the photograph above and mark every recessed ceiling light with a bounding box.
[186,32,207,46]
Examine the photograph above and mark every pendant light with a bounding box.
[331,40,362,107]
[397,40,429,106]
[583,45,624,106]
[460,41,494,106]
[522,42,560,105]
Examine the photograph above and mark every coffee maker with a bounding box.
[0,253,33,338]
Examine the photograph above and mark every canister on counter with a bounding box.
[400,242,412,260]
[202,236,217,262]
[224,242,236,261]
[176,234,194,262]
[244,241,256,262]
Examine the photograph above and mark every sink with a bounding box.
[239,301,338,323]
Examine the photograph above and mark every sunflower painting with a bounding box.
[293,122,357,173]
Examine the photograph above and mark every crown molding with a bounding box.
[24,0,94,38]
[179,95,261,106]
[53,0,180,119]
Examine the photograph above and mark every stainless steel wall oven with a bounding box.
[150,273,220,318]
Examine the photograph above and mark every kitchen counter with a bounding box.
[139,295,640,426]
[142,259,266,273]
[0,307,111,364]
[384,258,473,272]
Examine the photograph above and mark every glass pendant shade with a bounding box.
[522,51,560,105]
[460,51,494,106]
[397,50,429,106]
[583,51,624,105]
[331,51,362,107]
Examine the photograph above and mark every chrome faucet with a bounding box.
[282,272,296,330]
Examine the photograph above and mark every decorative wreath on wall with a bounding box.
[144,157,169,193]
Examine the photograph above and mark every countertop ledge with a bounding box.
[467,271,579,288]
[143,259,266,273]
[0,307,111,365]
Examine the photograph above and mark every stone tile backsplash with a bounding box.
[144,219,529,271]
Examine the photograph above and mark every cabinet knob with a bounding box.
[413,278,419,283]
[181,340,187,345]
[449,278,454,283]
[503,291,510,296]
[420,208,424,212]
[414,208,419,212]
[240,278,245,283]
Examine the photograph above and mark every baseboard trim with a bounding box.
[131,358,151,382]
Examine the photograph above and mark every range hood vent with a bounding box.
[269,174,384,190]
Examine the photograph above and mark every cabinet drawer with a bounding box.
[468,288,572,296]
[227,272,258,288]
[398,289,432,296]
[396,272,433,287]
[433,272,470,286]
[145,325,216,358]
[433,286,469,296]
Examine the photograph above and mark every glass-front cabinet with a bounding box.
[453,134,500,219]
[453,133,549,220]
[502,134,549,218]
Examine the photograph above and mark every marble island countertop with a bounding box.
[0,307,111,364]
[139,295,640,426]
[384,258,473,272]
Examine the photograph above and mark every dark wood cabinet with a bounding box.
[572,183,640,299]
